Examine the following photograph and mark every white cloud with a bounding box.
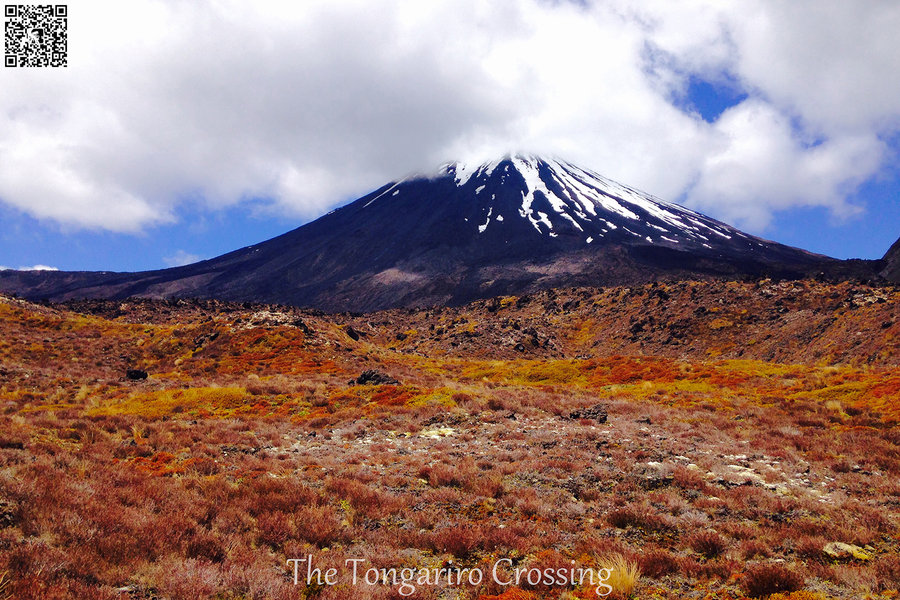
[163,250,202,267]
[0,0,897,234]
[687,100,884,229]
[726,1,900,135]
[0,264,59,271]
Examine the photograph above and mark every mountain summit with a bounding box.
[425,154,770,251]
[0,154,855,311]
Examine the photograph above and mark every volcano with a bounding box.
[0,154,862,312]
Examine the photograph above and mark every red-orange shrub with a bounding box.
[688,530,728,559]
[741,563,804,598]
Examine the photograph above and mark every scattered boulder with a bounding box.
[292,318,313,335]
[352,369,400,386]
[0,437,24,450]
[115,585,139,595]
[823,541,872,561]
[569,403,608,423]
[419,427,455,439]
[220,445,260,456]
[193,331,219,349]
[0,500,17,528]
[344,325,360,341]
[631,462,674,490]
[125,369,148,381]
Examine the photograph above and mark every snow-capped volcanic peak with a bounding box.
[0,151,833,313]
[431,154,747,247]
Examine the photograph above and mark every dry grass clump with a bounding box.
[606,503,673,532]
[874,553,900,592]
[600,553,641,597]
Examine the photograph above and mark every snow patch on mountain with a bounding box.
[502,155,740,244]
[478,207,493,233]
[395,153,764,249]
[438,158,505,187]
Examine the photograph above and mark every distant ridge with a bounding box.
[0,154,883,312]
[882,236,900,283]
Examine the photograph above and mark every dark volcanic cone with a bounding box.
[0,154,858,311]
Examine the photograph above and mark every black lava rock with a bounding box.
[126,369,148,381]
[569,403,608,423]
[353,369,400,386]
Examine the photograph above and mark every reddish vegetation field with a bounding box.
[0,281,898,599]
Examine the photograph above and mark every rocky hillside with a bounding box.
[55,278,900,368]
[333,279,898,367]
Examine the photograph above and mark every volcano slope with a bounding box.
[0,279,899,599]
[0,155,877,312]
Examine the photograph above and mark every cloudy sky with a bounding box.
[1,0,899,271]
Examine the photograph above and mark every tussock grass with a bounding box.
[601,553,641,597]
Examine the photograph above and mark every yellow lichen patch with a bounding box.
[406,387,458,408]
[0,389,49,404]
[499,296,518,309]
[518,361,583,384]
[789,375,900,422]
[321,385,459,415]
[568,318,598,347]
[88,386,249,418]
[709,317,734,330]
[461,359,585,386]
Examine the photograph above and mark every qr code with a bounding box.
[4,4,67,67]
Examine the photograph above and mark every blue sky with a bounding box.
[0,201,299,272]
[1,1,898,272]
[673,76,900,261]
